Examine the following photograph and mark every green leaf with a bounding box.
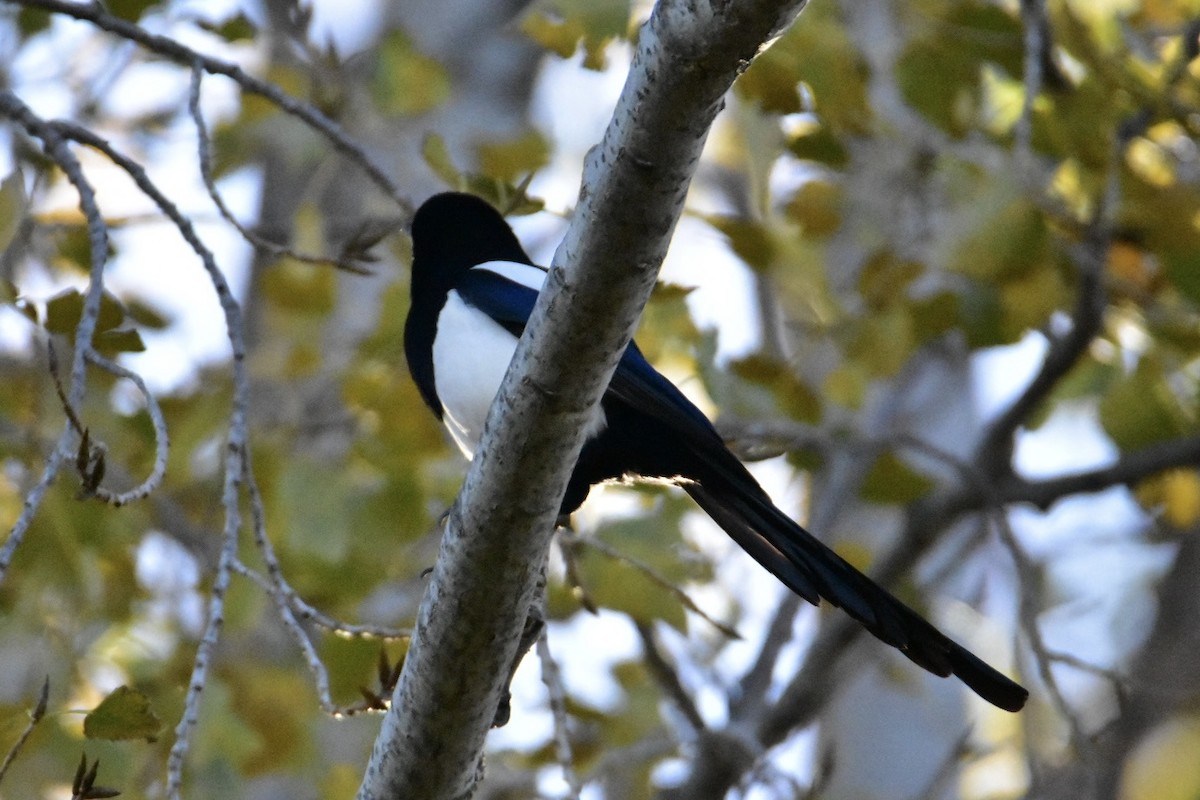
[860,451,936,505]
[44,289,127,336]
[702,215,775,270]
[1026,356,1114,430]
[572,493,709,632]
[728,354,822,422]
[959,281,1007,349]
[1099,359,1194,451]
[125,299,172,330]
[421,133,462,189]
[846,306,915,377]
[475,130,550,183]
[93,328,146,355]
[0,168,28,255]
[54,223,116,274]
[576,544,686,631]
[736,3,870,130]
[278,457,352,562]
[454,178,545,216]
[372,31,450,115]
[910,291,961,345]
[786,122,849,167]
[822,361,869,409]
[107,0,158,23]
[857,250,923,311]
[258,255,337,316]
[17,8,52,36]
[520,0,631,70]
[997,260,1071,338]
[1163,248,1200,306]
[950,199,1049,281]
[83,685,162,742]
[205,12,257,42]
[783,179,842,237]
[895,2,1022,136]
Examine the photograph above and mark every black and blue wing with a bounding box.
[443,260,1029,713]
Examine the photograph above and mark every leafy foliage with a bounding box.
[1,0,1199,798]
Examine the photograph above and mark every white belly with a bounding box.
[433,291,522,456]
[431,261,606,457]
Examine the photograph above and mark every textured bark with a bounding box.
[356,1,809,797]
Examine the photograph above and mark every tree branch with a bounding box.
[8,0,408,213]
[973,206,1109,475]
[47,115,256,800]
[356,1,808,797]
[0,91,109,587]
[998,436,1200,510]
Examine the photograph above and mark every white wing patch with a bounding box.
[474,260,547,290]
[432,261,606,458]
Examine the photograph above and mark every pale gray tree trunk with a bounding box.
[355,1,809,796]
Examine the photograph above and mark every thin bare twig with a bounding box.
[582,734,678,788]
[536,628,582,799]
[0,677,49,785]
[0,91,109,587]
[728,48,1115,746]
[1015,0,1047,161]
[570,531,740,640]
[730,592,801,720]
[186,63,372,275]
[989,491,1099,774]
[973,107,1130,476]
[727,418,1200,521]
[636,621,706,736]
[10,0,408,214]
[82,348,169,507]
[241,463,339,714]
[996,435,1200,511]
[44,113,251,800]
[230,559,410,640]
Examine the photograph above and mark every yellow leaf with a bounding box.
[519,0,630,70]
[952,200,1049,281]
[1162,469,1200,529]
[259,256,336,315]
[703,214,776,270]
[1107,241,1160,293]
[0,168,28,255]
[823,362,868,409]
[372,31,449,115]
[1121,715,1200,800]
[475,130,550,183]
[784,179,842,237]
[1126,137,1175,187]
[847,305,915,377]
[998,262,1070,338]
[860,451,936,505]
[728,354,821,422]
[521,12,586,59]
[421,133,461,189]
[1100,359,1192,451]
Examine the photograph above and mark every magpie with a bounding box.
[404,191,1028,713]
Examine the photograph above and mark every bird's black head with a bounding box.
[409,193,533,300]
